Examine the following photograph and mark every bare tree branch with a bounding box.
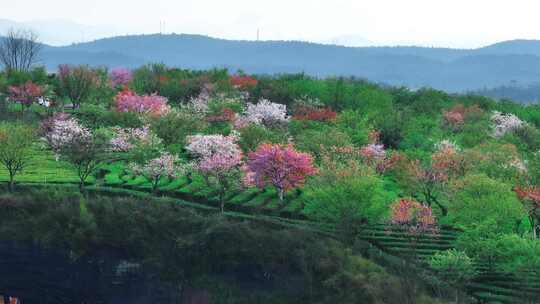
[0,28,42,73]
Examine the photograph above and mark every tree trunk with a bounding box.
[153,178,160,194]
[219,190,225,214]
[8,171,15,192]
[278,188,284,202]
[79,180,85,193]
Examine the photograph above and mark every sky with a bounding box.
[2,0,540,48]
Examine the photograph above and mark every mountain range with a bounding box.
[6,32,540,96]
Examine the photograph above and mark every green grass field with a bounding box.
[0,145,87,184]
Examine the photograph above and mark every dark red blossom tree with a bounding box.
[8,80,44,112]
[293,106,337,122]
[230,75,258,89]
[245,144,317,201]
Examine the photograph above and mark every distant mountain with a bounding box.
[476,39,540,57]
[10,33,540,98]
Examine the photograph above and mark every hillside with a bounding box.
[24,34,540,97]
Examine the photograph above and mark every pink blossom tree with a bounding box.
[109,126,158,152]
[245,143,317,202]
[389,198,438,262]
[114,88,170,117]
[109,68,133,88]
[186,134,243,212]
[42,114,109,191]
[41,113,91,159]
[130,152,187,193]
[390,198,438,235]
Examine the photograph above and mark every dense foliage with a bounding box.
[1,64,540,302]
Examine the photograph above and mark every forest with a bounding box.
[0,63,539,303]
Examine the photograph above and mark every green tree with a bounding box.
[0,122,34,191]
[303,174,395,239]
[447,174,526,233]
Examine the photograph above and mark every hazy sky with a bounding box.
[3,0,540,47]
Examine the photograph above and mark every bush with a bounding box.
[152,108,208,146]
[429,249,477,298]
[292,123,353,161]
[74,104,142,128]
[237,124,287,153]
[303,174,395,226]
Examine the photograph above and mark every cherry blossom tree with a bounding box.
[42,114,108,191]
[8,80,44,113]
[186,134,243,212]
[109,126,156,152]
[114,88,170,117]
[41,113,90,159]
[244,99,289,127]
[130,152,187,192]
[245,143,317,202]
[357,131,398,173]
[109,68,133,87]
[390,198,438,235]
[186,134,240,160]
[388,198,438,298]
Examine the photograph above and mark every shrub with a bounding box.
[303,174,394,226]
[429,249,477,303]
[491,111,525,138]
[151,108,207,147]
[292,124,353,161]
[74,104,142,128]
[237,124,287,153]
